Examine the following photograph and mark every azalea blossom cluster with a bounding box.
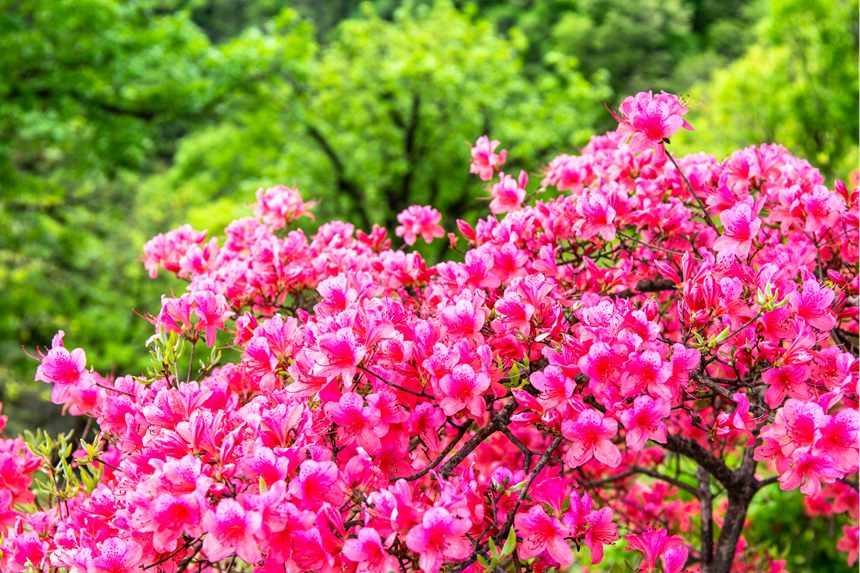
[2,91,858,573]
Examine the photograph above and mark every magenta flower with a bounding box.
[489,171,527,214]
[779,451,840,495]
[202,498,262,564]
[613,91,693,152]
[562,409,622,468]
[713,202,762,259]
[618,395,670,450]
[438,363,491,417]
[762,364,811,409]
[789,279,837,331]
[342,527,397,573]
[311,327,366,385]
[86,537,143,573]
[575,192,617,241]
[625,528,688,573]
[584,507,618,564]
[469,135,507,181]
[514,505,573,565]
[35,331,88,405]
[530,365,576,410]
[405,507,471,573]
[395,205,445,245]
[192,290,233,347]
[325,392,387,453]
[288,459,343,506]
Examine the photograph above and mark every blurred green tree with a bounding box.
[145,1,611,234]
[681,0,859,177]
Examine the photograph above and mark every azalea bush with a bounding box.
[2,91,858,573]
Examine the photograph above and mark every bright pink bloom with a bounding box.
[311,327,366,385]
[789,279,837,331]
[618,396,670,450]
[35,331,88,404]
[325,392,386,453]
[193,290,233,347]
[489,171,527,214]
[713,202,761,259]
[255,185,315,229]
[762,364,811,409]
[530,365,576,410]
[202,498,262,564]
[561,409,621,468]
[613,91,693,152]
[779,451,840,495]
[288,460,343,506]
[837,524,859,566]
[395,206,445,245]
[583,507,618,564]
[815,409,859,472]
[343,527,397,573]
[405,507,471,573]
[87,537,143,573]
[470,135,507,181]
[625,529,688,573]
[515,505,572,565]
[438,364,491,417]
[575,192,617,241]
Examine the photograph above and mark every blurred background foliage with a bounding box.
[0,2,857,567]
[1,0,857,425]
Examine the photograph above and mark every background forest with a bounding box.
[0,1,857,568]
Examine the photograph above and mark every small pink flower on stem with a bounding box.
[395,206,445,246]
[612,91,693,152]
[625,528,688,573]
[713,202,762,259]
[470,135,507,181]
[514,505,572,565]
[489,171,527,214]
[202,498,262,564]
[561,409,622,468]
[405,507,471,573]
[618,395,670,450]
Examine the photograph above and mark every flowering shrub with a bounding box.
[3,92,858,573]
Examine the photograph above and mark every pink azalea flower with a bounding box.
[86,537,143,573]
[762,364,812,409]
[837,524,859,566]
[438,363,491,417]
[288,460,343,506]
[779,451,840,495]
[255,185,315,229]
[613,91,693,152]
[625,528,688,573]
[713,202,762,259]
[618,395,670,450]
[815,409,859,472]
[35,331,88,405]
[514,505,573,565]
[575,192,617,241]
[561,409,622,468]
[405,507,471,573]
[489,171,527,214]
[470,135,507,181]
[530,365,576,410]
[311,327,366,385]
[584,507,618,564]
[395,206,445,246]
[343,527,397,573]
[202,498,262,564]
[192,290,233,347]
[789,279,837,331]
[325,392,387,453]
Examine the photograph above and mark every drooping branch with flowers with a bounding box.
[2,91,857,573]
